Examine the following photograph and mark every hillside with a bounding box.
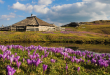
[61,20,110,34]
[64,25,110,34]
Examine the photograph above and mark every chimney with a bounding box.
[31,14,33,17]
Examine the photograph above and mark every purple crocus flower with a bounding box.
[14,53,17,56]
[43,64,48,73]
[44,52,49,58]
[15,56,20,62]
[11,54,14,58]
[27,59,32,65]
[35,58,42,67]
[6,55,10,60]
[16,61,21,69]
[23,58,25,62]
[22,49,24,51]
[32,55,36,59]
[3,54,7,62]
[0,54,3,59]
[28,52,30,56]
[50,59,56,63]
[65,63,68,72]
[32,60,36,65]
[10,57,14,65]
[77,67,80,72]
[41,55,44,60]
[6,65,16,75]
[29,55,33,60]
[36,53,39,58]
[71,58,75,63]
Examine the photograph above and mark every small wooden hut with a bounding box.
[0,15,65,31]
[10,15,57,31]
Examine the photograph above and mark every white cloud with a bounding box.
[34,5,49,14]
[11,0,54,14]
[38,0,52,5]
[0,13,16,21]
[16,0,28,1]
[32,1,37,4]
[7,18,10,20]
[0,0,4,4]
[10,0,110,26]
[11,2,33,13]
[37,1,110,26]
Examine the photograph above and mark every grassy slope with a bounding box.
[65,24,110,34]
[0,24,110,43]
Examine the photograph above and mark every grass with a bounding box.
[0,30,110,44]
[0,24,110,44]
[67,24,110,34]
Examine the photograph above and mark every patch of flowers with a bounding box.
[0,45,110,74]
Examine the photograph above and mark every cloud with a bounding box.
[32,0,37,4]
[10,0,110,26]
[34,5,49,14]
[37,1,110,26]
[11,0,54,14]
[16,0,28,1]
[11,2,33,13]
[0,13,16,20]
[33,0,53,14]
[83,0,110,4]
[38,0,52,5]
[0,0,4,4]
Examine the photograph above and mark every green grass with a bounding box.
[0,30,110,44]
[0,24,110,44]
[72,24,110,34]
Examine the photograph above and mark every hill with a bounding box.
[61,20,110,34]
[61,20,110,27]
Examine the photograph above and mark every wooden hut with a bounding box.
[10,15,57,31]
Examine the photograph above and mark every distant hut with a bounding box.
[61,22,79,27]
[10,14,57,31]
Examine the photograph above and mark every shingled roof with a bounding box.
[11,16,56,27]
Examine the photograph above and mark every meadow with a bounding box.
[0,24,110,44]
[0,45,110,75]
[0,28,110,44]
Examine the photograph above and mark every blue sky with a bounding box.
[0,0,110,26]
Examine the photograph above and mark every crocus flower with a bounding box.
[43,64,48,73]
[41,55,44,60]
[27,59,32,65]
[65,63,68,72]
[35,58,42,67]
[7,55,10,60]
[16,61,21,69]
[23,58,25,62]
[28,52,30,56]
[6,65,16,75]
[11,54,14,58]
[14,53,17,56]
[32,55,36,59]
[10,57,14,65]
[50,59,56,63]
[0,54,3,59]
[77,67,80,72]
[36,53,39,58]
[29,55,33,60]
[3,54,7,62]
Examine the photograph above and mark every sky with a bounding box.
[0,0,110,27]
